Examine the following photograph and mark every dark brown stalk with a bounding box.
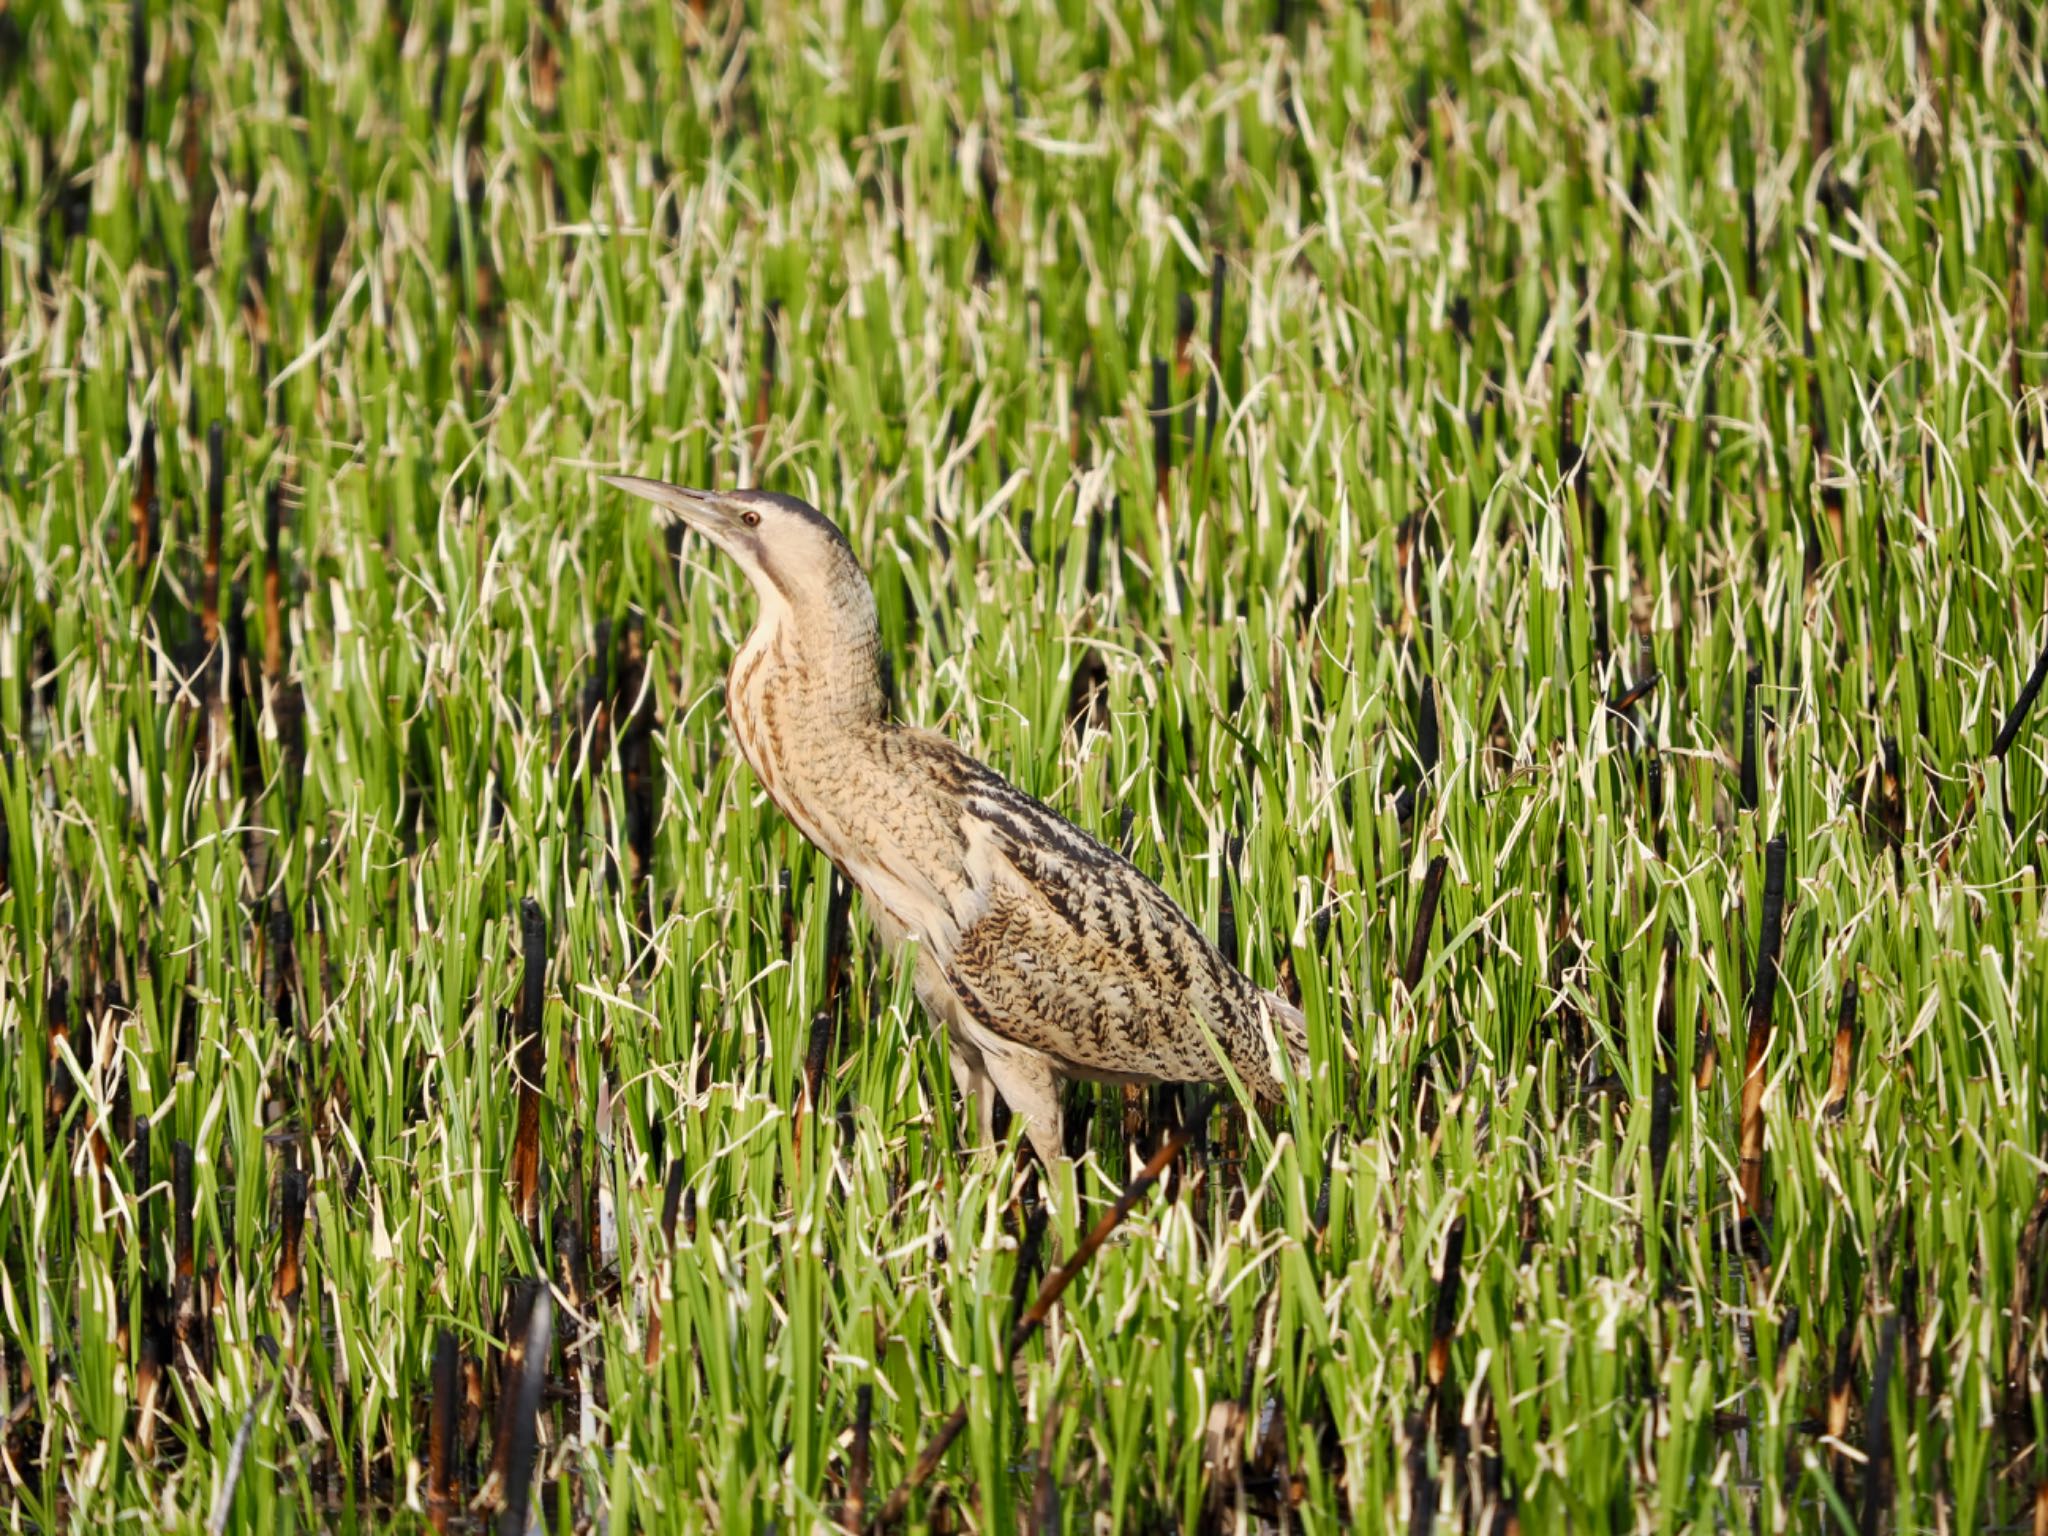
[183,74,208,270]
[488,1278,540,1506]
[46,978,72,1126]
[126,0,146,191]
[823,870,854,1011]
[1395,679,1439,823]
[1648,933,1678,1194]
[131,422,157,574]
[262,482,285,682]
[530,0,559,119]
[1827,1317,1856,1490]
[1606,670,1659,714]
[1152,356,1172,505]
[1993,633,2048,760]
[795,1010,831,1160]
[1311,1132,1336,1239]
[840,1384,873,1532]
[202,420,225,648]
[136,1327,166,1457]
[2008,1179,2048,1397]
[1175,292,1197,450]
[1032,1397,1062,1536]
[1739,664,1762,810]
[204,1381,273,1534]
[1820,978,1857,1121]
[172,1139,204,1374]
[265,899,294,1034]
[1401,855,1450,1000]
[1857,1314,1900,1536]
[129,1111,152,1255]
[2012,174,2028,418]
[1426,1215,1464,1389]
[274,1163,305,1310]
[553,1205,585,1330]
[1737,836,1788,1220]
[429,1329,460,1532]
[1406,1411,1436,1536]
[617,619,656,897]
[511,899,547,1237]
[1428,1214,1466,1458]
[974,137,999,284]
[1203,253,1225,456]
[753,297,781,455]
[644,1158,687,1367]
[497,1283,553,1536]
[1005,1199,1049,1333]
[868,1095,1209,1530]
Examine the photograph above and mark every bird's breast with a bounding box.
[726,643,980,954]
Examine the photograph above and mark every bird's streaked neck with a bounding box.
[733,565,886,734]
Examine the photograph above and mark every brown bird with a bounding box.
[608,477,1308,1163]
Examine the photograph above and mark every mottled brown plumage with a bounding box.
[607,476,1308,1162]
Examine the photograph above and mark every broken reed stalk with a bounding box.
[429,1328,460,1532]
[497,1283,554,1536]
[867,1093,1211,1531]
[511,898,547,1237]
[1738,835,1788,1222]
[1401,854,1450,1001]
[839,1383,873,1533]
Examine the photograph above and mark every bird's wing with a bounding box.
[924,743,1292,1093]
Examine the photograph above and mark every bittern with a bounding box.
[608,477,1308,1163]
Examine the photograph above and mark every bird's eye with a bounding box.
[740,509,761,528]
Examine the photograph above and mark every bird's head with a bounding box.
[603,476,859,606]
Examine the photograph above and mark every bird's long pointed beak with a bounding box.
[602,474,729,534]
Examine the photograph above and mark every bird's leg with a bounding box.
[981,1047,1065,1167]
[947,1035,999,1148]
